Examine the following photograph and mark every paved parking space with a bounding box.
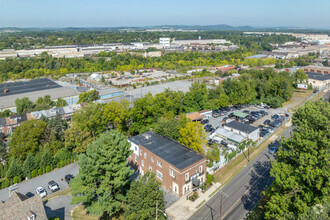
[0,163,79,202]
[44,195,77,220]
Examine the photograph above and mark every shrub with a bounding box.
[38,168,43,176]
[31,170,37,178]
[46,165,51,173]
[206,174,214,186]
[5,179,10,187]
[13,176,20,184]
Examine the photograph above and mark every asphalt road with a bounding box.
[0,162,79,202]
[190,124,293,220]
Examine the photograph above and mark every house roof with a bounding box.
[186,112,204,121]
[224,121,259,134]
[233,111,248,118]
[128,131,205,170]
[0,192,47,220]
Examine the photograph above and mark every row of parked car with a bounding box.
[35,174,74,198]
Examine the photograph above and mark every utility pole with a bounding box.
[156,200,158,220]
[220,192,223,220]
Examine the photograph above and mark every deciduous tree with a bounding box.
[179,121,206,154]
[125,172,165,220]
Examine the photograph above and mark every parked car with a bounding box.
[201,119,209,125]
[36,187,47,198]
[48,180,60,192]
[264,119,270,125]
[223,117,228,121]
[269,120,281,128]
[204,124,213,132]
[313,89,318,93]
[269,146,278,154]
[65,174,74,184]
[243,110,250,114]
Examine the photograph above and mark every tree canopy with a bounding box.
[70,130,133,216]
[264,100,330,219]
[125,172,165,220]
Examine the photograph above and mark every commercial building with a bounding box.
[211,127,246,146]
[223,121,259,141]
[302,65,330,75]
[306,72,330,90]
[159,38,171,47]
[128,131,207,197]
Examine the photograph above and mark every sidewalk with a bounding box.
[166,182,222,220]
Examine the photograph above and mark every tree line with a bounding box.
[263,100,329,219]
[0,30,297,51]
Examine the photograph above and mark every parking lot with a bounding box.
[202,104,290,143]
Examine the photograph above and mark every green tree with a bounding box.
[0,141,8,163]
[237,139,253,162]
[9,120,47,162]
[264,100,330,219]
[71,130,133,216]
[206,145,220,163]
[39,150,53,169]
[125,172,165,220]
[65,103,106,152]
[56,98,68,107]
[179,121,206,154]
[24,153,37,178]
[15,97,35,114]
[104,100,130,132]
[293,69,308,86]
[6,158,23,180]
[78,89,100,103]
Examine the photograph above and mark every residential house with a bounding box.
[128,131,207,197]
[0,192,47,220]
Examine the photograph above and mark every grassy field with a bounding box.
[71,205,100,220]
[283,89,313,110]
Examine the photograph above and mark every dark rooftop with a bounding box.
[0,78,61,97]
[0,117,6,126]
[306,72,330,81]
[128,131,205,170]
[225,121,258,134]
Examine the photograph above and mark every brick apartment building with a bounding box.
[128,131,207,197]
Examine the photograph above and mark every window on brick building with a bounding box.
[134,155,137,162]
[169,169,175,177]
[156,170,163,180]
[157,161,162,167]
[144,152,147,159]
[151,157,154,162]
[199,166,203,173]
[185,173,189,181]
[140,149,142,156]
[149,165,152,171]
[142,160,144,167]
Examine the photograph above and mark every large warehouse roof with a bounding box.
[0,78,61,97]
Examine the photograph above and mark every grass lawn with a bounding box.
[283,89,313,110]
[42,187,72,202]
[71,205,100,220]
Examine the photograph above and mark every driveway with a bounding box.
[44,195,78,220]
[0,162,79,202]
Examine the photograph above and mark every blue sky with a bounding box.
[0,0,329,28]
